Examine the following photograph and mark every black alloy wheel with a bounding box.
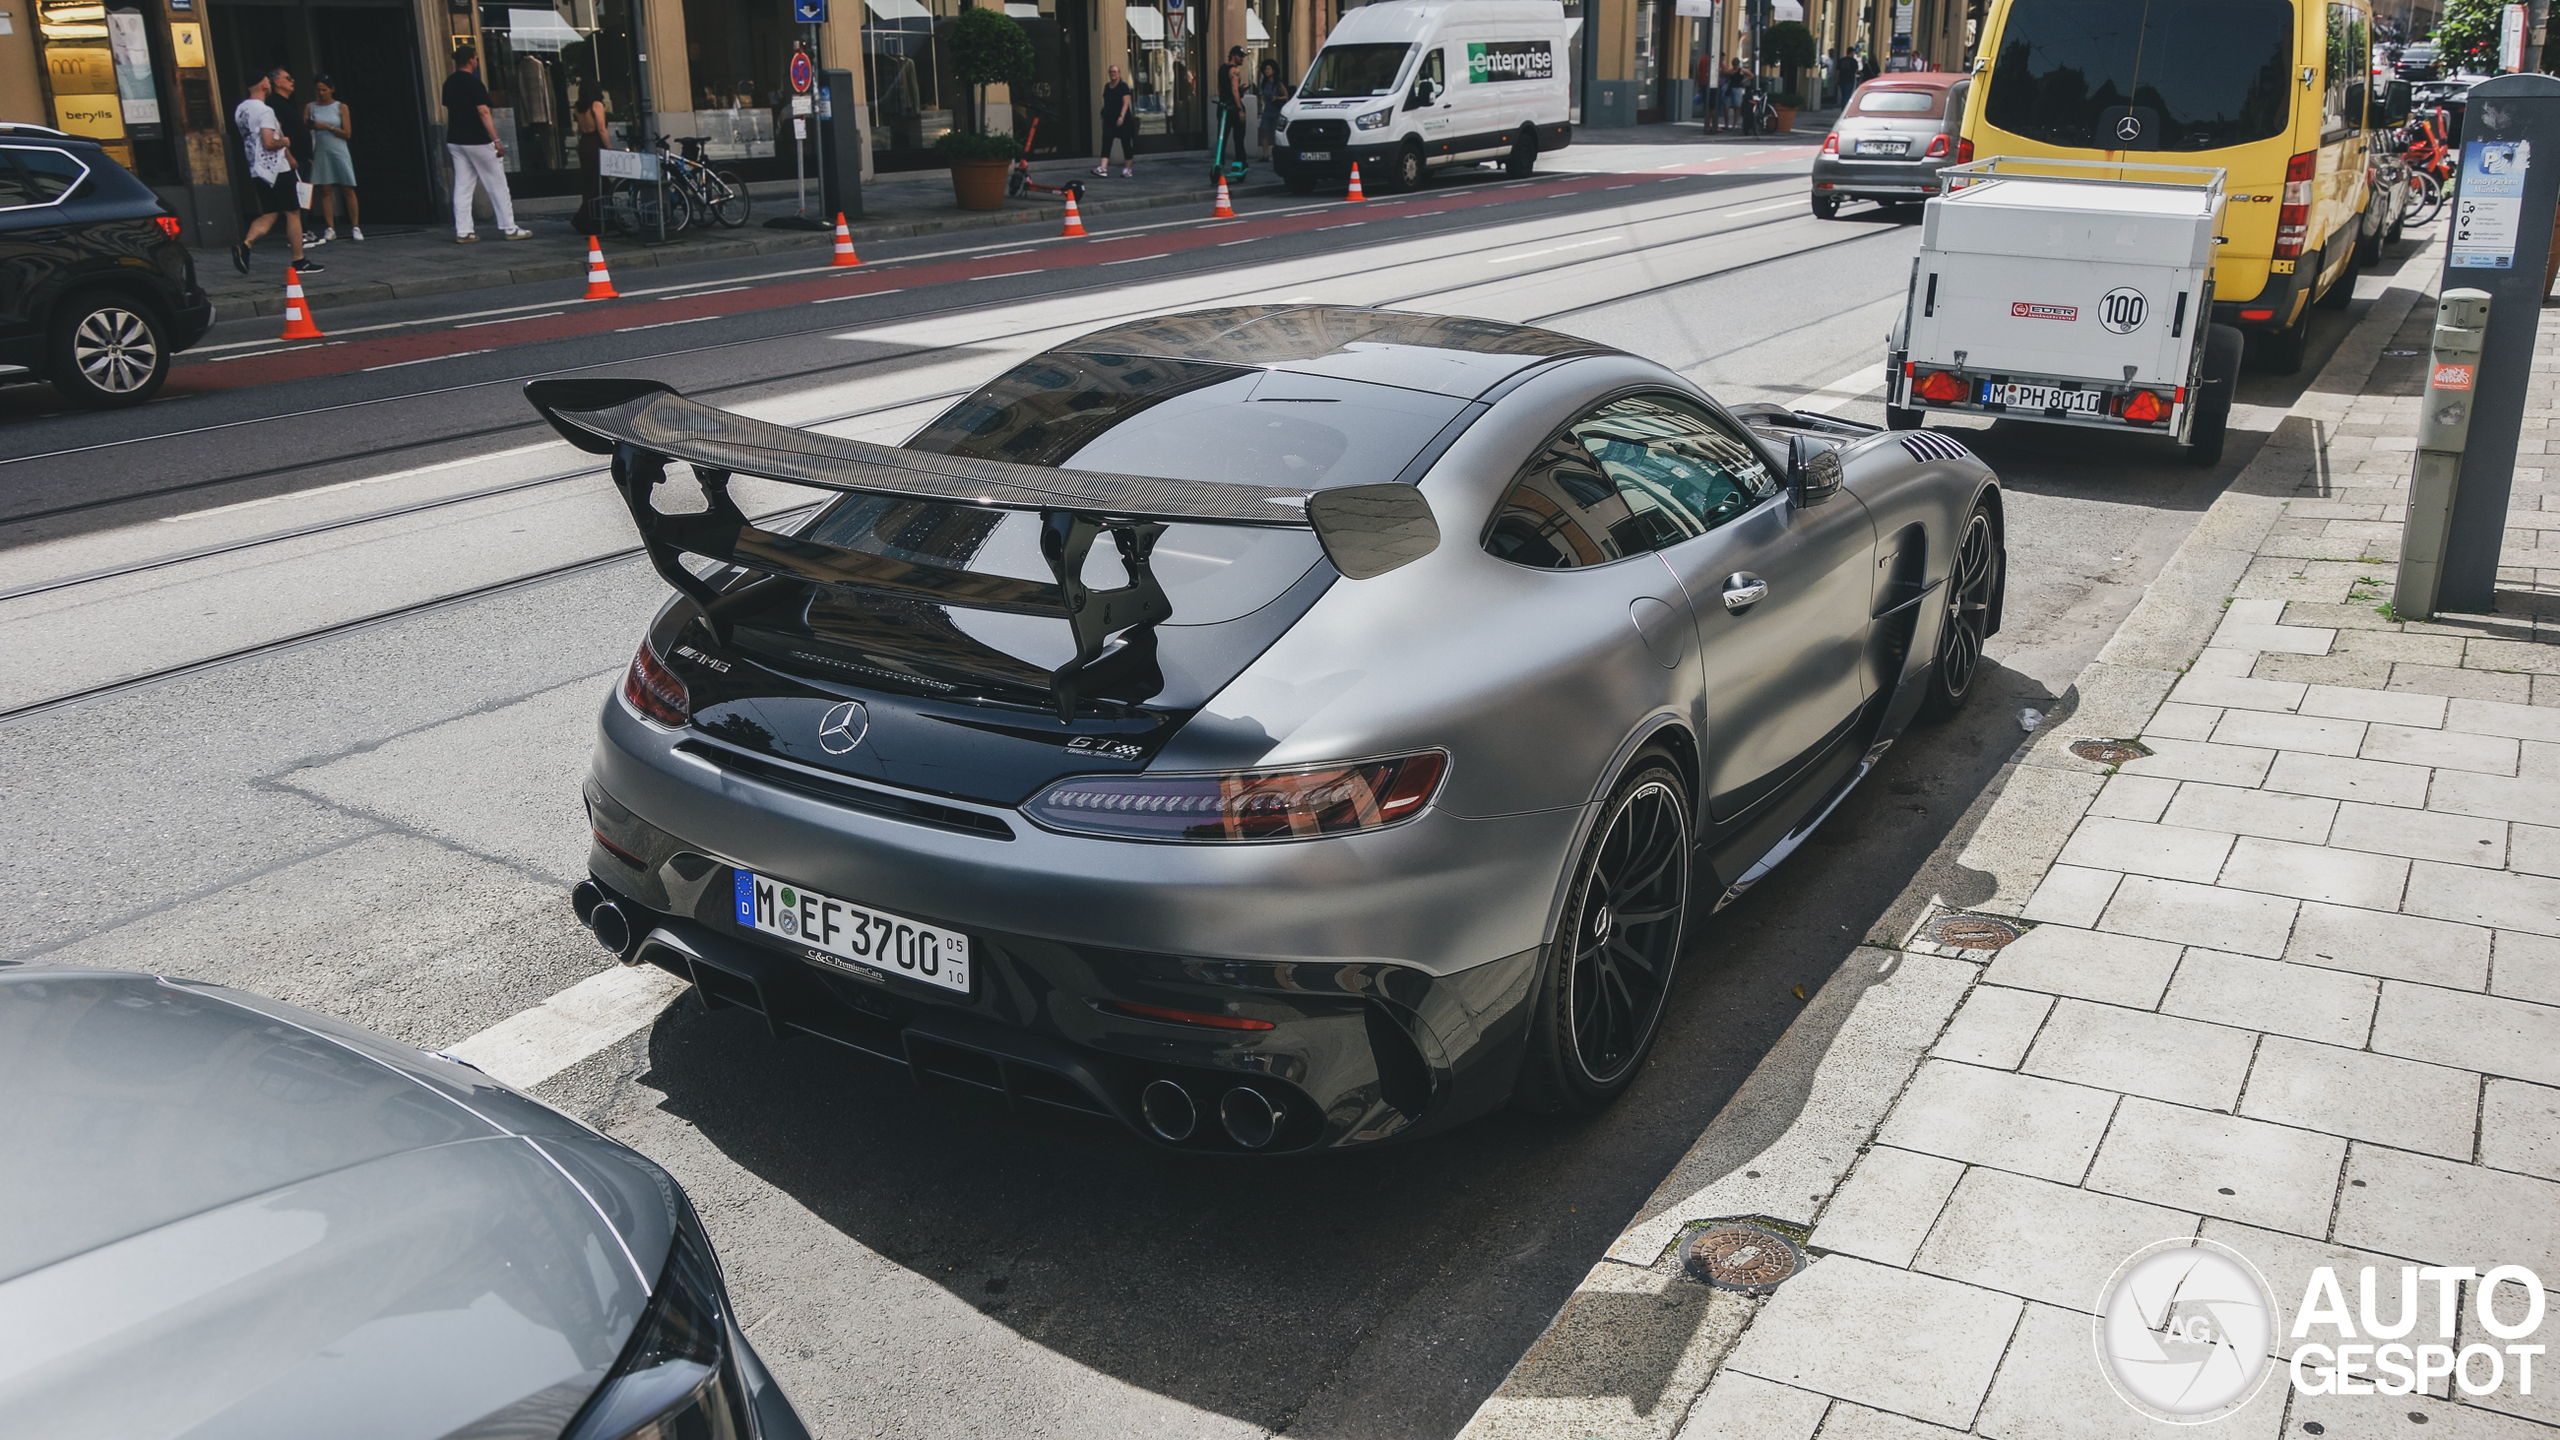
[50,295,169,408]
[1515,754,1692,1114]
[1918,505,2001,722]
[1393,142,1426,193]
[2254,287,2312,375]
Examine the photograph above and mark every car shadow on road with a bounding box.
[626,660,2048,1439]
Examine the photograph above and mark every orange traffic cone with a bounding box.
[581,236,619,299]
[279,265,325,340]
[1060,191,1088,237]
[1345,164,1367,202]
[1211,176,1236,219]
[831,213,860,267]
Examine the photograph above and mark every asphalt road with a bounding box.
[0,138,2419,1439]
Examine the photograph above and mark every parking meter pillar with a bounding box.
[820,70,864,221]
[2396,290,2492,622]
[2438,74,2560,613]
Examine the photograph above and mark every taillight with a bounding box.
[155,216,181,238]
[1957,136,1974,162]
[1822,132,1840,155]
[2276,150,2315,258]
[1025,751,1447,842]
[1915,370,1968,404]
[622,644,690,728]
[2120,389,2170,425]
[2240,308,2275,321]
[1925,134,1951,158]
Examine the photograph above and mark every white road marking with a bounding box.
[444,963,692,1089]
[972,269,1042,280]
[1722,199,1802,217]
[1794,363,1885,413]
[616,314,722,332]
[1104,253,1171,265]
[1485,234,1622,263]
[157,441,564,522]
[361,349,492,371]
[1216,235,1265,245]
[458,311,562,328]
[811,288,903,303]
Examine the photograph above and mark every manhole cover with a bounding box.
[1928,914,2023,950]
[1683,1224,1803,1292]
[2070,739,2153,764]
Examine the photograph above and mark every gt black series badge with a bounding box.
[1065,734,1147,762]
[817,699,870,755]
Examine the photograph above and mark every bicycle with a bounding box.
[1737,89,1777,137]
[601,169,688,238]
[657,135,753,229]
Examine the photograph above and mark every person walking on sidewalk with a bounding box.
[443,46,531,243]
[270,68,319,249]
[573,80,611,232]
[1094,64,1136,177]
[1696,50,1722,131]
[1217,46,1250,176]
[228,73,321,275]
[306,75,362,243]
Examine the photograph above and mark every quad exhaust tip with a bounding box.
[1141,1079,1197,1142]
[587,901,640,964]
[1220,1086,1285,1150]
[570,879,605,928]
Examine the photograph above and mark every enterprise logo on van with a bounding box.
[1467,40,1555,83]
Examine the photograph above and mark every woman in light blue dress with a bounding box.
[306,76,362,242]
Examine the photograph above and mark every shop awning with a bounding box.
[1005,3,1040,15]
[1125,6,1165,41]
[1771,0,1804,17]
[506,9,585,52]
[1246,9,1269,41]
[864,0,934,20]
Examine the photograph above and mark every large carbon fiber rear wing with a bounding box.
[525,378,1441,718]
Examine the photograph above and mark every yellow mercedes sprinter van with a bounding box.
[1958,0,2377,372]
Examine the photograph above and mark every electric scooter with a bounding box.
[1006,118,1089,200]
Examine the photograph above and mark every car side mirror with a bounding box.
[1789,434,1842,507]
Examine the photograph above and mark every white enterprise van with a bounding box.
[1272,0,1574,194]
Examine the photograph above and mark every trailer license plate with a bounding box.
[1983,382,2105,416]
[1301,150,1332,160]
[1855,139,1908,156]
[734,870,971,995]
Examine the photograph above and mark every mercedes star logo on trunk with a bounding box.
[817,700,870,754]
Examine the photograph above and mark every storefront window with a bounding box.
[679,0,791,161]
[1121,0,1200,149]
[476,0,642,195]
[866,0,959,169]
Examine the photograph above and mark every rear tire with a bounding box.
[2184,324,2244,469]
[1513,753,1692,1116]
[2254,297,2311,375]
[49,292,169,408]
[2317,247,2358,309]
[1506,128,1537,177]
[1812,193,1841,219]
[1916,504,2003,723]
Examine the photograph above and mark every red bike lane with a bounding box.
[171,145,1815,398]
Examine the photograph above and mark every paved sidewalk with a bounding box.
[1462,238,2560,1439]
[198,119,1830,318]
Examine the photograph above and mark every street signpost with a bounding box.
[769,40,830,228]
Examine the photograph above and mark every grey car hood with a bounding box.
[0,972,663,1440]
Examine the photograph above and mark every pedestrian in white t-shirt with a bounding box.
[229,71,319,275]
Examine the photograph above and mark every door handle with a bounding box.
[1721,573,1768,611]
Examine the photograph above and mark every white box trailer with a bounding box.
[1885,158,2245,467]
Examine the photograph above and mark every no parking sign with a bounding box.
[790,50,814,95]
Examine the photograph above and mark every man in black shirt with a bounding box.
[442,45,531,241]
[1218,46,1248,176]
[268,69,324,247]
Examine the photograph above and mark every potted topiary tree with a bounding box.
[942,5,1035,209]
[1764,20,1817,130]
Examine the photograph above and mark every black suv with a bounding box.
[0,123,214,407]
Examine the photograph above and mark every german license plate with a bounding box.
[1301,150,1332,160]
[1855,139,1908,156]
[733,870,970,995]
[1983,382,2105,415]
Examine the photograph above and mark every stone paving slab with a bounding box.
[1459,231,2560,1438]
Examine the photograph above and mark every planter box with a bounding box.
[950,157,1009,210]
[1774,106,1798,133]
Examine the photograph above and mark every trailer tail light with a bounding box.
[1915,370,1967,404]
[2275,151,2315,258]
[1924,134,1951,158]
[622,644,691,728]
[1957,137,1974,162]
[1822,132,1840,155]
[2120,390,2170,425]
[155,216,182,238]
[2240,308,2275,321]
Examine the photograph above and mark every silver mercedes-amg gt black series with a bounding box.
[535,306,2005,1154]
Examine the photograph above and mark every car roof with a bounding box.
[1053,304,1618,399]
[1860,73,1962,89]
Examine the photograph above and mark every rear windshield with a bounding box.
[1853,88,1944,115]
[1300,43,1413,98]
[1984,0,2294,151]
[795,353,1467,624]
